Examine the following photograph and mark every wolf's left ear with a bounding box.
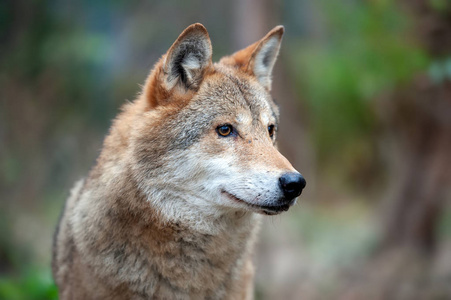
[163,23,213,91]
[221,26,284,90]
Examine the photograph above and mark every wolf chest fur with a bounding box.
[52,23,306,299]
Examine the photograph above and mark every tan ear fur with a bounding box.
[220,26,284,90]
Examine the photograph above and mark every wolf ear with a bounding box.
[221,26,284,90]
[163,23,212,91]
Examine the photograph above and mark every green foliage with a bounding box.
[289,0,429,177]
[429,0,450,12]
[0,269,57,300]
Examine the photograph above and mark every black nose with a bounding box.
[279,173,306,201]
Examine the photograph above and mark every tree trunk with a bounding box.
[379,0,451,254]
[380,77,451,253]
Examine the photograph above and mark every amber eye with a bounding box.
[217,124,233,137]
[268,125,275,137]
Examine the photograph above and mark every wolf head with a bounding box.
[124,24,305,223]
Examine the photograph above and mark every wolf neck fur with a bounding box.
[79,166,260,295]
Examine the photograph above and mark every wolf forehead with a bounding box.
[143,68,279,150]
[196,67,279,124]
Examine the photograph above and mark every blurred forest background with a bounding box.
[1,0,451,299]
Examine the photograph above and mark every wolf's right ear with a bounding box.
[144,24,212,108]
[163,23,212,90]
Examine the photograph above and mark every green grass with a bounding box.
[0,269,57,300]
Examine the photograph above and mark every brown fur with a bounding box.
[53,23,299,299]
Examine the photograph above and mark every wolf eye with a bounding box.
[268,125,275,137]
[217,124,233,137]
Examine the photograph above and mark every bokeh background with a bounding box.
[1,0,451,299]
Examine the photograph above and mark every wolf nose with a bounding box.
[279,173,306,200]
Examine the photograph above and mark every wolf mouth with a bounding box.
[221,190,290,215]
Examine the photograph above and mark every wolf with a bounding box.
[52,23,306,300]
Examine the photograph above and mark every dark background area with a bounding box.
[1,0,451,299]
